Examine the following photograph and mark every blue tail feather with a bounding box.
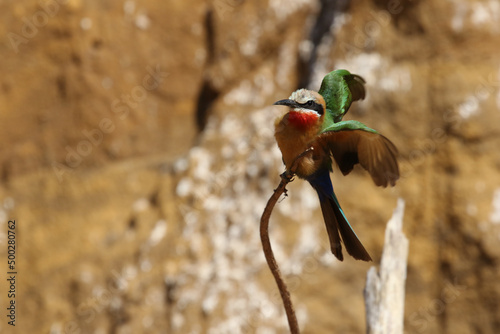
[308,169,372,261]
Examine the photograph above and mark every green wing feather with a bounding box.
[320,120,377,134]
[318,69,366,124]
[317,121,399,187]
[316,70,398,187]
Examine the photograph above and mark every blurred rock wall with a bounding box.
[1,0,500,333]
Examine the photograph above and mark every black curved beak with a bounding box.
[273,99,298,108]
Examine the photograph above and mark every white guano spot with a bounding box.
[176,178,192,197]
[471,1,500,30]
[489,189,500,224]
[269,0,316,21]
[457,95,480,119]
[135,13,151,30]
[148,220,167,247]
[80,17,92,30]
[449,0,500,33]
[335,53,412,92]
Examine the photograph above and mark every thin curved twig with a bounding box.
[260,147,314,334]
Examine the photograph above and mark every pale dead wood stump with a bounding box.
[365,199,408,334]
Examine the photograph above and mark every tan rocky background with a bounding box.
[1,0,500,333]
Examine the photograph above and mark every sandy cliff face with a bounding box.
[1,0,499,333]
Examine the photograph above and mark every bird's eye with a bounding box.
[306,100,315,107]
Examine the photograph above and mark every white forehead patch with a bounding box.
[289,89,317,104]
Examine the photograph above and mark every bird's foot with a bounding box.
[280,170,295,183]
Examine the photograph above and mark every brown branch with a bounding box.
[260,147,314,334]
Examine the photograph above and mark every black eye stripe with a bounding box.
[298,101,324,114]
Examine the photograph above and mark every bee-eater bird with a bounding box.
[273,69,399,261]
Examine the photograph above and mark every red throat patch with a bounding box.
[287,111,319,129]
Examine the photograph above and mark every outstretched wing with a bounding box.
[317,121,399,187]
[318,69,366,123]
